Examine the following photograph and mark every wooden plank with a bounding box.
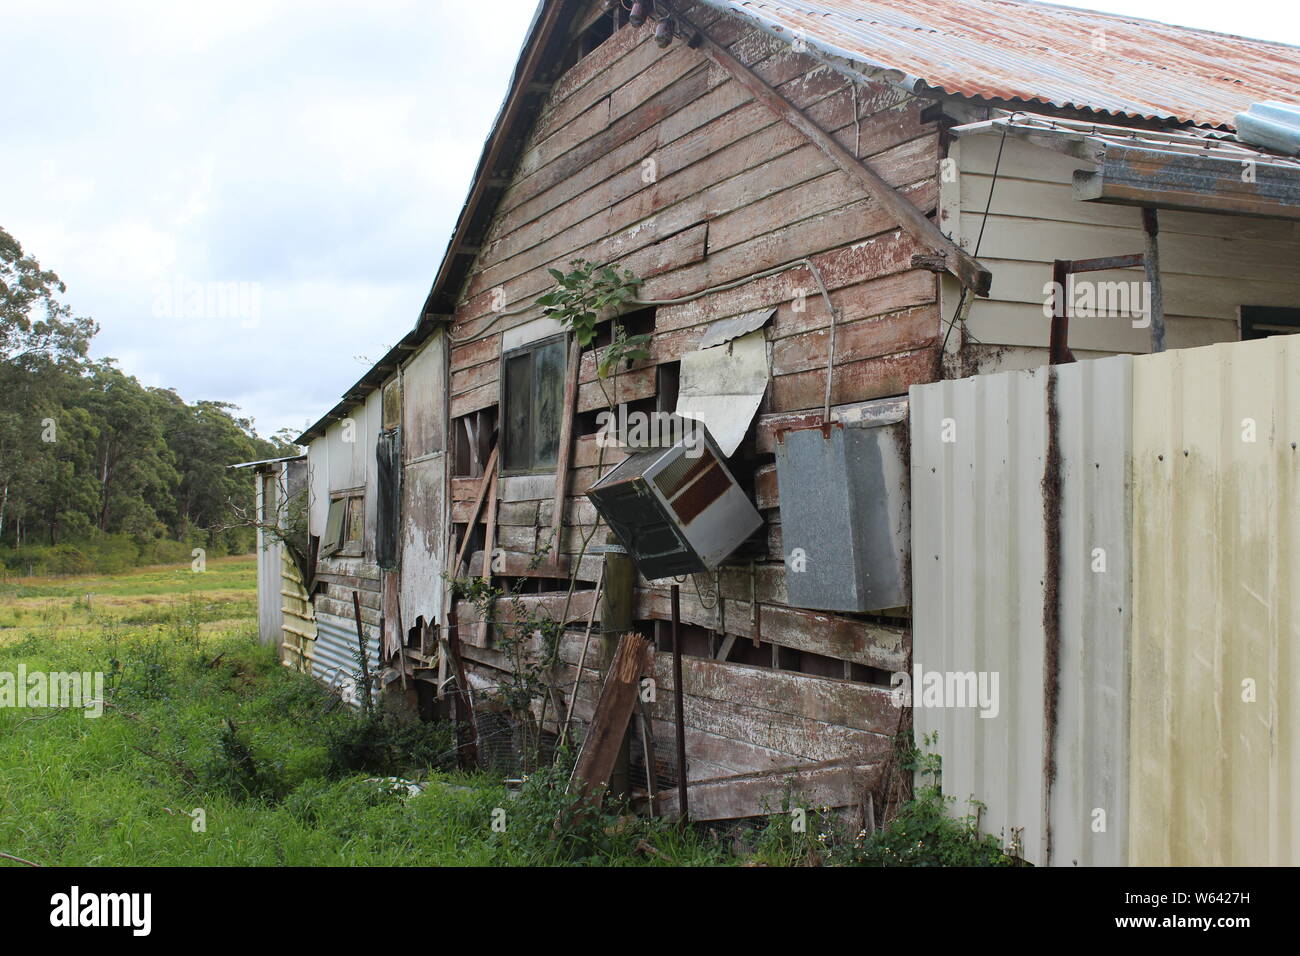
[770,304,938,376]
[573,679,891,766]
[466,548,602,582]
[655,231,926,336]
[655,759,884,820]
[449,331,501,372]
[569,632,655,802]
[458,218,710,333]
[548,339,583,569]
[639,187,936,308]
[770,346,940,411]
[577,365,657,413]
[1076,143,1300,222]
[756,396,910,453]
[451,445,499,577]
[477,466,499,644]
[682,8,990,296]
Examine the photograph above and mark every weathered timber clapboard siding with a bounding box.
[945,134,1300,373]
[439,8,943,789]
[458,625,895,780]
[454,586,906,671]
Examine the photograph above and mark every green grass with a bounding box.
[0,558,1010,867]
[0,558,733,866]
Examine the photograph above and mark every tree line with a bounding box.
[1,225,295,574]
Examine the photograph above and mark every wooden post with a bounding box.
[444,602,479,769]
[600,538,636,797]
[478,466,499,645]
[1049,259,1071,365]
[549,339,582,566]
[1142,207,1165,353]
[569,632,654,805]
[671,584,688,821]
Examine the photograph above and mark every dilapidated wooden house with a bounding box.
[258,0,1300,828]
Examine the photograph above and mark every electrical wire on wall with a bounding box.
[940,123,1009,355]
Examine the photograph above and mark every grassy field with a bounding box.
[0,557,1009,867]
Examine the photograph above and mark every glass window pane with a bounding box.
[533,338,566,470]
[345,497,365,547]
[503,352,534,471]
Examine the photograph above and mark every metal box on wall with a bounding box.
[586,427,763,581]
[774,408,910,613]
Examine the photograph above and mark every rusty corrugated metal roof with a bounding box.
[696,0,1300,129]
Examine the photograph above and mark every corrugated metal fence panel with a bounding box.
[1052,356,1132,867]
[1129,336,1300,866]
[910,368,1050,863]
[311,613,382,705]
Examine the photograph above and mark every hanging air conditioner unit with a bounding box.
[586,426,762,581]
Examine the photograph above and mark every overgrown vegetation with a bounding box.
[1,559,1017,867]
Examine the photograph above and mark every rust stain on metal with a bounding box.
[1040,365,1063,866]
[697,0,1300,129]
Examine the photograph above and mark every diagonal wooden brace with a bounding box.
[677,7,992,297]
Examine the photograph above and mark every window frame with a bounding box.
[321,491,365,559]
[498,332,568,477]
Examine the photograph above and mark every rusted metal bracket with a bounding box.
[672,4,992,297]
[1049,253,1146,364]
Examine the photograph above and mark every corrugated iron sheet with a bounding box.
[698,0,1300,129]
[312,615,383,706]
[910,366,1051,864]
[912,336,1299,866]
[1129,335,1300,865]
[910,356,1132,866]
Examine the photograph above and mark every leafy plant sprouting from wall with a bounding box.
[535,259,649,378]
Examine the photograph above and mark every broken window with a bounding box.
[452,407,497,478]
[1241,306,1300,340]
[321,493,365,559]
[500,333,566,475]
[382,380,402,430]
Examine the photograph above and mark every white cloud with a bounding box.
[1,0,1295,440]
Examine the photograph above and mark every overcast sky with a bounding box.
[3,0,1298,440]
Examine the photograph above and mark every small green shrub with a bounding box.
[323,709,457,779]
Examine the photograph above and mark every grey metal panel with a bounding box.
[311,613,382,706]
[775,419,909,612]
